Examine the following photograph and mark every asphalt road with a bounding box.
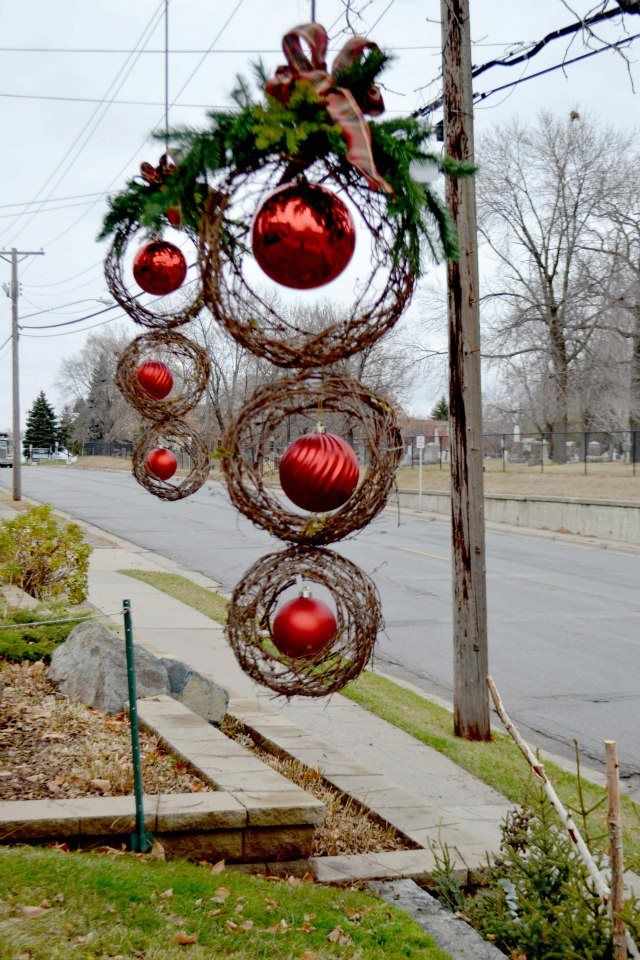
[2,465,638,786]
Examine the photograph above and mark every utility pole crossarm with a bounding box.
[1,247,45,501]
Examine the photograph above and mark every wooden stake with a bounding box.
[487,677,639,958]
[440,0,490,742]
[606,740,627,960]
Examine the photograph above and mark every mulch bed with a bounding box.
[0,661,208,801]
[221,717,413,858]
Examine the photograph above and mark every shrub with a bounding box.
[0,605,87,662]
[0,505,91,603]
[431,788,639,959]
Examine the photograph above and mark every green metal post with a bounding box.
[123,599,153,853]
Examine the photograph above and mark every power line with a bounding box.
[473,31,640,108]
[20,316,123,338]
[2,1,165,244]
[0,42,527,53]
[0,91,228,109]
[0,191,107,211]
[414,2,640,116]
[31,0,249,258]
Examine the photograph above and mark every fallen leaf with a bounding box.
[194,898,203,907]
[211,860,226,874]
[234,902,245,914]
[301,952,319,960]
[267,918,289,934]
[149,839,166,861]
[19,905,48,918]
[211,886,230,904]
[89,777,110,792]
[160,888,174,899]
[53,893,65,904]
[240,920,254,931]
[298,921,315,933]
[207,909,222,917]
[264,897,278,911]
[174,931,197,945]
[225,920,238,931]
[74,932,96,945]
[39,899,51,909]
[287,875,302,887]
[327,926,352,946]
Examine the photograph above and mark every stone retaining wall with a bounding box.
[397,489,640,544]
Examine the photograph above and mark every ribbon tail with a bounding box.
[326,90,393,194]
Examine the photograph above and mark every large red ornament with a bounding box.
[252,183,356,289]
[145,447,177,481]
[272,594,337,659]
[135,360,174,400]
[279,432,359,512]
[132,240,187,295]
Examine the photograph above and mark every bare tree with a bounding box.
[477,112,632,459]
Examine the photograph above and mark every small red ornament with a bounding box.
[252,182,356,289]
[279,432,359,512]
[135,360,174,400]
[167,206,182,228]
[145,447,177,481]
[272,594,337,659]
[132,240,187,295]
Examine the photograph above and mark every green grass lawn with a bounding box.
[344,672,640,872]
[120,569,229,624]
[0,847,451,960]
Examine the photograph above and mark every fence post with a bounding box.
[634,430,637,478]
[122,599,153,854]
[584,430,589,476]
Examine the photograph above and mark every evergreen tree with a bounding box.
[56,404,77,450]
[86,353,115,441]
[23,392,58,456]
[431,396,449,421]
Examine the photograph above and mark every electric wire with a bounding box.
[0,2,166,243]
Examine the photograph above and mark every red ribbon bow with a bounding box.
[266,23,392,194]
[140,152,176,185]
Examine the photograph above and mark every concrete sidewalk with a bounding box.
[85,530,512,867]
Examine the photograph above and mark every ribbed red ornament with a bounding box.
[252,182,356,289]
[145,447,177,481]
[132,240,187,295]
[135,361,174,399]
[272,595,337,659]
[279,432,359,513]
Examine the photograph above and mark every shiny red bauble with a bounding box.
[132,240,187,295]
[279,432,359,513]
[135,361,174,400]
[145,447,177,481]
[251,183,356,289]
[272,595,337,659]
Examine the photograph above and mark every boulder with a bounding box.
[48,621,228,722]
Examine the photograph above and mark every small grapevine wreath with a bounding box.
[226,545,382,698]
[99,24,472,365]
[132,419,210,501]
[116,330,211,421]
[220,371,402,545]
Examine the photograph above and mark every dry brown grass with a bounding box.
[0,660,208,800]
[221,717,410,858]
[396,461,640,503]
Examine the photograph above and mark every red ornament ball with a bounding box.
[132,240,187,295]
[135,361,174,400]
[279,432,359,513]
[145,447,177,481]
[272,594,337,659]
[251,183,356,289]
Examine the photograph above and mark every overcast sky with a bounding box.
[0,0,638,428]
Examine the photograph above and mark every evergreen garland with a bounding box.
[99,50,475,275]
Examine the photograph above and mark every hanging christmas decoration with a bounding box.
[132,240,187,296]
[221,372,401,545]
[279,430,359,513]
[136,360,174,400]
[272,592,337,659]
[227,545,381,697]
[145,447,177,481]
[132,420,210,502]
[102,18,464,692]
[252,182,356,290]
[116,330,210,421]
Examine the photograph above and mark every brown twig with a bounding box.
[605,739,628,960]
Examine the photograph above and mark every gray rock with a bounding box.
[48,621,228,723]
[161,657,228,723]
[368,879,506,959]
[48,621,170,714]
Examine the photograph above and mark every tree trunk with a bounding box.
[630,307,640,432]
[549,322,569,464]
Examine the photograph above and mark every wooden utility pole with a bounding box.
[440,0,490,739]
[1,247,45,501]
